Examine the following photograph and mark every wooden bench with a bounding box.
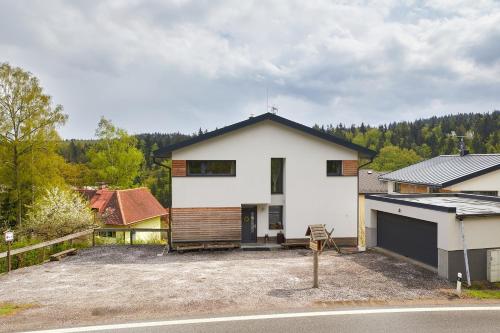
[281,241,309,249]
[50,248,78,261]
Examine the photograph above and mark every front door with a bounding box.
[241,206,257,243]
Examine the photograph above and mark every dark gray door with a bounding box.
[241,207,257,243]
[377,211,438,267]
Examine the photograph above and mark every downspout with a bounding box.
[357,156,375,250]
[153,157,172,253]
[457,216,471,286]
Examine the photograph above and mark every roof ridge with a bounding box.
[115,191,127,225]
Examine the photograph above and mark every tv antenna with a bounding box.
[450,131,474,156]
[266,87,279,114]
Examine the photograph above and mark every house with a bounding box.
[379,153,500,196]
[358,170,388,248]
[154,112,376,249]
[79,187,168,242]
[365,193,500,282]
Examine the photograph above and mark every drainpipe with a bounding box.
[457,216,471,286]
[153,157,173,253]
[357,156,375,250]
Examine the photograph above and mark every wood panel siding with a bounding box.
[172,160,187,177]
[171,207,242,242]
[400,183,429,194]
[342,160,358,176]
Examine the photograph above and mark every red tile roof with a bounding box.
[78,188,167,226]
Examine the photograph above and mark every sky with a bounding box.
[1,0,500,139]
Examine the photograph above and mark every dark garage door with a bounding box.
[377,211,438,267]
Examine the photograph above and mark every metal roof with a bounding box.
[366,193,500,218]
[379,154,500,187]
[359,170,388,194]
[154,112,376,159]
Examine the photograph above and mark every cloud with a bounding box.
[1,0,499,138]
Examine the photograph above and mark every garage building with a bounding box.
[365,193,500,281]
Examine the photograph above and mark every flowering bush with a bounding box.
[25,187,95,239]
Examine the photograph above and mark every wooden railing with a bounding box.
[92,228,170,246]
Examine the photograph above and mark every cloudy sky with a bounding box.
[1,0,500,138]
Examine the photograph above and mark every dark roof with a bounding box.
[359,170,388,194]
[365,193,500,218]
[154,112,376,158]
[379,154,500,188]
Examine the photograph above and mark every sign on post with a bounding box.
[306,224,329,288]
[4,231,14,242]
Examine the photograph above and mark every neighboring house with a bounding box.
[365,193,500,282]
[79,187,168,242]
[154,112,376,248]
[379,153,500,196]
[358,170,388,248]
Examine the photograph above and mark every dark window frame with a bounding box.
[461,190,498,196]
[394,182,401,193]
[271,158,284,194]
[269,205,283,230]
[186,160,236,177]
[326,160,342,176]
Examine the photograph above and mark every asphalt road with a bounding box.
[24,306,500,333]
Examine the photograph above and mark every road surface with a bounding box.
[22,306,500,333]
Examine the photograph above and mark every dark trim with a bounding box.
[154,113,376,158]
[365,194,456,213]
[186,160,236,177]
[379,163,500,188]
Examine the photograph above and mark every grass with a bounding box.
[464,281,500,299]
[0,303,33,316]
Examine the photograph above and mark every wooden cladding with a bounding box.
[172,160,187,177]
[399,183,429,194]
[342,160,358,176]
[171,207,242,242]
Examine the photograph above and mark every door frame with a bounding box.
[241,205,257,243]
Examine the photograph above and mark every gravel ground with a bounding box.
[0,246,451,332]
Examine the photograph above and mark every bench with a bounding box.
[281,241,308,249]
[50,248,78,261]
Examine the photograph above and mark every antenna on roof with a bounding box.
[270,105,278,114]
[266,87,279,114]
[450,131,474,156]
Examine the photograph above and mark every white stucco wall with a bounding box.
[445,169,500,194]
[172,120,359,239]
[365,198,500,251]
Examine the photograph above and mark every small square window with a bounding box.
[327,160,342,176]
[269,206,283,230]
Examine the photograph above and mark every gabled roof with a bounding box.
[79,188,168,225]
[154,112,376,158]
[359,170,388,194]
[379,154,500,188]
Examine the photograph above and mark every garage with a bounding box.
[365,193,500,282]
[377,211,437,267]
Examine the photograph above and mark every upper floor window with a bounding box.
[187,160,236,176]
[326,160,342,176]
[271,158,284,194]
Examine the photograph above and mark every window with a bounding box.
[271,158,284,194]
[326,160,342,176]
[99,231,116,238]
[394,182,401,193]
[187,160,236,176]
[269,206,283,230]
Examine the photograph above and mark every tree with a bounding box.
[0,63,67,227]
[87,117,144,188]
[24,187,95,239]
[370,146,422,171]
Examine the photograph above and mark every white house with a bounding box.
[154,113,376,248]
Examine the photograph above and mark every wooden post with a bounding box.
[92,231,95,247]
[130,230,134,245]
[7,241,12,273]
[313,250,319,288]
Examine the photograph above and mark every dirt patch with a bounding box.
[0,246,452,332]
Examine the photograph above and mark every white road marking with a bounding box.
[20,306,500,333]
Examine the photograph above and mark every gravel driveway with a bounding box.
[0,246,451,332]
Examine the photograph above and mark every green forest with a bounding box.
[1,62,499,232]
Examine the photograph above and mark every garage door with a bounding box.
[377,211,437,267]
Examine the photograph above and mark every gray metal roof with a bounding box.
[366,194,500,217]
[379,154,500,187]
[359,170,388,194]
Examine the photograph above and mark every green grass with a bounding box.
[0,303,33,316]
[464,281,500,299]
